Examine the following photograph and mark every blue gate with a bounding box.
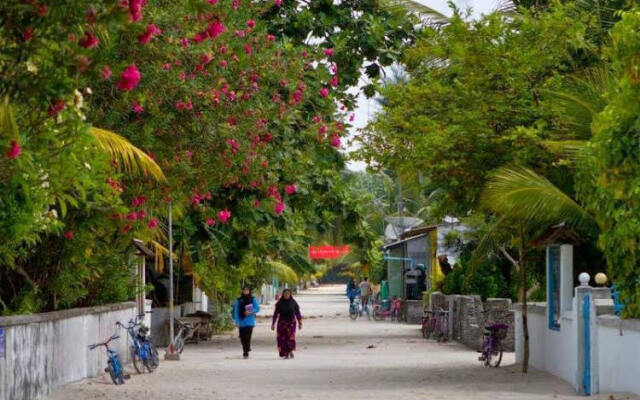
[583,294,591,395]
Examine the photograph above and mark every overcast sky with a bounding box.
[345,0,500,172]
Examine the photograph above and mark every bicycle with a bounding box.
[372,298,403,322]
[479,322,509,367]
[88,333,126,385]
[117,314,159,374]
[421,308,449,341]
[173,319,195,354]
[349,299,361,320]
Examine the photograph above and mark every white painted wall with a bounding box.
[0,302,137,400]
[514,304,578,390]
[597,316,640,395]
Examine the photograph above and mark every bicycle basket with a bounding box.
[489,323,509,340]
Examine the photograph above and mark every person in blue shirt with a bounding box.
[233,286,260,359]
[346,279,360,304]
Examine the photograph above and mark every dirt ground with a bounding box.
[48,285,638,400]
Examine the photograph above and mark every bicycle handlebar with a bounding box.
[88,334,120,350]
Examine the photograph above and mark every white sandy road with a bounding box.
[48,285,637,400]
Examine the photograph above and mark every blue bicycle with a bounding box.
[349,299,361,320]
[88,333,125,385]
[117,314,159,374]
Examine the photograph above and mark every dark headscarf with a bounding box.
[238,287,253,320]
[275,289,299,322]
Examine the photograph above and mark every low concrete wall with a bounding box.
[596,315,640,394]
[513,302,579,390]
[0,302,137,400]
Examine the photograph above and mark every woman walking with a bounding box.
[233,286,259,359]
[271,289,302,359]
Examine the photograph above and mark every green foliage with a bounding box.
[442,247,509,300]
[577,9,640,317]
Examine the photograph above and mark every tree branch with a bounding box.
[499,246,519,268]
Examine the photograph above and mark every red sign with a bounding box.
[308,245,350,259]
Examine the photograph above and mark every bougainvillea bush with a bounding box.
[0,0,408,313]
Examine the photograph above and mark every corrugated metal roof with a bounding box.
[380,232,429,250]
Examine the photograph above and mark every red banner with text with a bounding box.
[308,245,350,260]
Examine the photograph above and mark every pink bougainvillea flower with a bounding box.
[23,27,34,42]
[285,184,297,195]
[247,19,256,28]
[116,64,141,91]
[220,59,228,67]
[6,139,21,159]
[267,34,276,41]
[275,0,282,6]
[318,124,327,135]
[186,150,194,158]
[235,30,246,38]
[63,230,74,240]
[132,100,144,114]
[101,65,112,80]
[126,0,147,22]
[47,99,66,116]
[78,31,99,48]
[253,199,261,208]
[275,202,286,214]
[206,218,216,227]
[148,218,158,229]
[162,63,171,70]
[232,0,240,9]
[244,43,252,54]
[138,24,162,44]
[312,115,322,123]
[208,0,218,3]
[180,37,190,47]
[137,209,147,219]
[206,21,225,39]
[324,48,334,57]
[226,138,239,153]
[319,87,329,98]
[193,32,207,44]
[126,212,138,221]
[36,3,48,16]
[217,210,231,223]
[331,136,341,147]
[330,75,339,87]
[131,196,147,207]
[122,223,133,233]
[330,63,338,74]
[349,113,355,122]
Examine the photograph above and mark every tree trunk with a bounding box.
[520,227,529,374]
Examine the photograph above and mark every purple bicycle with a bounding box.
[479,322,509,367]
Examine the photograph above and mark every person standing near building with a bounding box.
[359,277,372,318]
[271,288,303,359]
[233,286,260,359]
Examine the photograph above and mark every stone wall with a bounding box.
[0,302,137,400]
[428,292,515,352]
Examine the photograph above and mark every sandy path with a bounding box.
[48,285,637,400]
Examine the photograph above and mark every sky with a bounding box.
[344,0,500,172]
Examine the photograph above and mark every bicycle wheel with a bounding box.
[141,343,154,373]
[372,307,383,321]
[423,318,435,339]
[107,361,124,385]
[488,342,503,368]
[349,305,359,320]
[149,341,160,370]
[174,333,185,354]
[131,347,143,374]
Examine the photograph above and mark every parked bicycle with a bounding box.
[478,322,509,367]
[349,299,361,320]
[88,333,126,385]
[421,308,449,342]
[173,319,195,354]
[117,314,159,374]
[372,297,403,322]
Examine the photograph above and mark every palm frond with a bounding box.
[90,127,166,182]
[481,167,593,229]
[267,260,299,284]
[0,97,19,139]
[542,68,609,139]
[381,0,449,23]
[541,139,587,163]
